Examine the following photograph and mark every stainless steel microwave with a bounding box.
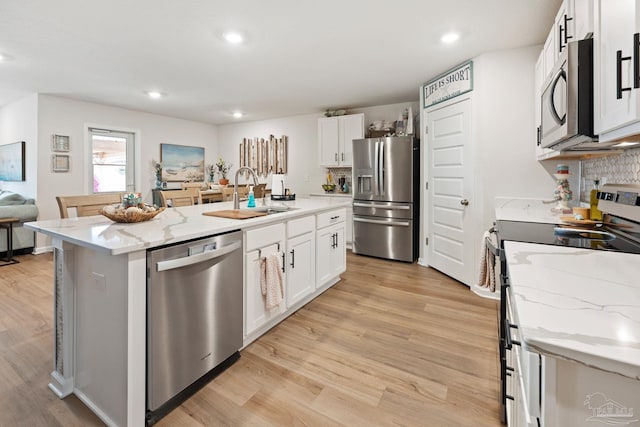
[540,38,598,151]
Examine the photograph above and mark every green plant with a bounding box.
[215,157,232,179]
[151,159,162,180]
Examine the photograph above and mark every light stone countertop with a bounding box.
[503,241,640,380]
[25,198,350,256]
[495,196,567,224]
[308,192,352,198]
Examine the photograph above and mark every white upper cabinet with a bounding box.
[573,0,594,41]
[318,113,364,167]
[541,0,594,83]
[593,0,640,141]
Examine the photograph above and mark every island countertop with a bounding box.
[503,240,640,380]
[25,198,350,255]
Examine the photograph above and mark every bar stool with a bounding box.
[0,217,20,266]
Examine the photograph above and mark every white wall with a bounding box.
[217,101,419,196]
[34,95,218,250]
[0,93,38,198]
[420,45,579,285]
[472,46,578,233]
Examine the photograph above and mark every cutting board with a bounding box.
[203,209,268,220]
[559,216,599,226]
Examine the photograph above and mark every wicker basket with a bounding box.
[101,207,165,223]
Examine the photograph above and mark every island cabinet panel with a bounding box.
[244,224,286,338]
[286,232,315,307]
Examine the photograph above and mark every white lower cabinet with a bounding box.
[243,210,346,346]
[244,224,286,338]
[286,216,316,307]
[309,194,353,246]
[316,209,346,288]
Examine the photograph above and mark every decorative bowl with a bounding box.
[101,206,165,223]
[322,184,336,193]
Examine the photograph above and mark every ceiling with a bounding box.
[0,0,561,125]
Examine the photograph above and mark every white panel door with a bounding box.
[427,98,473,285]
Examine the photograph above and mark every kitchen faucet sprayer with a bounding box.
[233,167,262,209]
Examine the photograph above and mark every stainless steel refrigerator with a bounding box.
[352,136,419,262]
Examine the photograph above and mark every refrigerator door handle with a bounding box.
[378,139,385,196]
[353,202,410,210]
[373,140,380,196]
[353,217,410,227]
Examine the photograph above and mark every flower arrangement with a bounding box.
[214,157,232,180]
[151,159,162,177]
[151,159,162,187]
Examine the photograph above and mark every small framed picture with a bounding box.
[52,154,70,172]
[52,134,70,152]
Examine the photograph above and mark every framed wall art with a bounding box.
[52,154,70,172]
[160,143,205,182]
[0,141,26,181]
[52,134,70,152]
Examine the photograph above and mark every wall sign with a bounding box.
[423,60,473,108]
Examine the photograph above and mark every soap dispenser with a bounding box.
[247,185,256,208]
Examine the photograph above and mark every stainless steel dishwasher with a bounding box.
[146,230,243,424]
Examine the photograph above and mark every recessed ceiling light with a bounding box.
[146,91,164,99]
[0,53,14,62]
[613,141,640,147]
[441,32,460,44]
[223,31,244,44]
[232,111,243,119]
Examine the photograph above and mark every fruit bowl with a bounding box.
[322,184,336,193]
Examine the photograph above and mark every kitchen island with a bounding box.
[25,197,350,427]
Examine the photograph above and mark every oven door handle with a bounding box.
[504,318,521,350]
[156,240,242,272]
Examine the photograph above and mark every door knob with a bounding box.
[460,199,469,206]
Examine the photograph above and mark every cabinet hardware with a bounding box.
[460,199,469,206]
[341,152,344,161]
[281,251,285,273]
[563,14,573,46]
[504,319,521,350]
[334,152,338,162]
[617,50,633,99]
[290,249,295,268]
[558,22,564,53]
[536,126,541,146]
[330,215,339,220]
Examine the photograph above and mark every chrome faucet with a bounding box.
[233,166,262,209]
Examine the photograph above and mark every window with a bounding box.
[89,128,135,194]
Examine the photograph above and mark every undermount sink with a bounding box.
[253,205,298,215]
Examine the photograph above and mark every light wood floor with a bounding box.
[0,252,501,427]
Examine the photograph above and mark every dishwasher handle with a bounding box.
[156,240,242,272]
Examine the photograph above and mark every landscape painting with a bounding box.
[0,141,26,181]
[160,143,205,182]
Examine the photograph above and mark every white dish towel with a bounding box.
[260,252,284,309]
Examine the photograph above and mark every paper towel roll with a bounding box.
[271,174,286,195]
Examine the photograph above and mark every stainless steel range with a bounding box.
[494,184,640,423]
